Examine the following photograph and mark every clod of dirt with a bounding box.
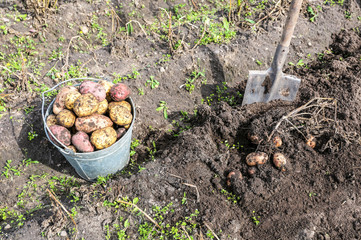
[247,132,262,145]
[247,167,257,176]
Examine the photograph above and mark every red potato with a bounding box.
[79,81,106,102]
[116,127,126,139]
[72,131,94,152]
[75,114,113,133]
[53,86,78,114]
[110,83,131,101]
[48,125,71,146]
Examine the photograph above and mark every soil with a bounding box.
[1,0,361,239]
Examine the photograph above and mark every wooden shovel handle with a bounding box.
[280,0,303,48]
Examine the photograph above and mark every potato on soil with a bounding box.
[98,80,114,101]
[108,101,132,112]
[226,170,242,186]
[96,99,108,115]
[56,109,76,128]
[116,127,126,139]
[73,93,99,117]
[306,135,316,148]
[246,152,268,166]
[273,136,282,148]
[48,125,71,146]
[273,152,287,171]
[79,81,106,102]
[75,114,113,133]
[65,91,81,110]
[90,127,117,150]
[109,105,133,126]
[110,83,131,101]
[53,86,78,114]
[46,114,57,127]
[247,132,261,145]
[72,131,94,152]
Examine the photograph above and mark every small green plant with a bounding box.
[156,101,168,119]
[255,59,263,65]
[146,76,159,89]
[181,192,187,205]
[307,6,318,22]
[251,211,260,225]
[308,192,317,197]
[185,69,206,94]
[137,87,144,95]
[27,130,38,141]
[344,10,352,19]
[1,160,21,178]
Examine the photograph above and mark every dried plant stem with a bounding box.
[204,222,220,240]
[117,199,162,229]
[46,189,77,239]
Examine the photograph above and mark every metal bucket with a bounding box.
[42,78,135,181]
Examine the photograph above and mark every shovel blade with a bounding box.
[242,70,301,105]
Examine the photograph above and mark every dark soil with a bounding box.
[1,0,361,239]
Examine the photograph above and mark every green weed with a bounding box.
[156,101,168,119]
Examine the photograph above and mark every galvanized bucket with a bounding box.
[42,78,135,181]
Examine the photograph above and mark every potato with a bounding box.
[53,86,78,114]
[72,131,94,152]
[247,132,261,145]
[108,101,131,112]
[96,99,108,115]
[273,136,282,148]
[116,127,126,139]
[124,123,131,129]
[46,114,57,127]
[109,105,133,126]
[56,109,76,128]
[65,91,81,110]
[66,145,77,153]
[306,135,316,148]
[273,152,287,171]
[73,93,99,117]
[98,80,114,102]
[48,125,71,146]
[79,81,106,102]
[245,152,268,166]
[90,127,117,150]
[75,114,113,133]
[226,170,242,186]
[110,83,131,101]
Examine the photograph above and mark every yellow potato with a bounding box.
[65,91,81,110]
[90,127,117,150]
[96,99,108,115]
[109,105,133,126]
[46,114,57,127]
[108,101,131,112]
[98,80,114,102]
[73,93,99,117]
[56,109,76,128]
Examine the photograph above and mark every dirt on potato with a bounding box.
[0,0,361,239]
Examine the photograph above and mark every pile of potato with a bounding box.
[46,80,133,152]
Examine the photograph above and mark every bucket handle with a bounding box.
[41,77,109,153]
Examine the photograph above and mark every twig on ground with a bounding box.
[126,20,148,36]
[191,0,198,9]
[254,0,282,27]
[46,188,77,239]
[204,222,220,240]
[199,229,205,240]
[181,225,192,240]
[192,21,207,50]
[168,11,173,54]
[117,199,162,229]
[182,183,200,203]
[62,36,90,72]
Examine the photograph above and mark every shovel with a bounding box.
[242,0,303,105]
